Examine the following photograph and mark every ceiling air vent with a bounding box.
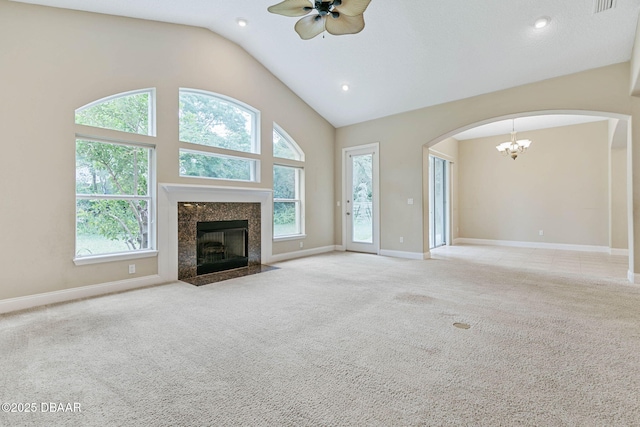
[594,0,617,14]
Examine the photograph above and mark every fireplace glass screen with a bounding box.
[197,220,249,275]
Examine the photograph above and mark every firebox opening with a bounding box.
[197,220,249,275]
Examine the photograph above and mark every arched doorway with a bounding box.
[423,111,632,281]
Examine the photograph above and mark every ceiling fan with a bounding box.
[268,0,372,40]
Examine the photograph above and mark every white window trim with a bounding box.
[273,234,307,242]
[73,250,158,266]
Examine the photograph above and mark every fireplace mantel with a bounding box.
[161,183,273,196]
[157,183,273,283]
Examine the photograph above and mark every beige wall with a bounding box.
[0,1,334,300]
[457,122,609,246]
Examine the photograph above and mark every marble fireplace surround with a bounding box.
[158,184,273,283]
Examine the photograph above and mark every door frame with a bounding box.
[342,142,380,254]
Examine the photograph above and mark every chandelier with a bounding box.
[496,119,532,160]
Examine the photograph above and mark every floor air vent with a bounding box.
[594,0,616,13]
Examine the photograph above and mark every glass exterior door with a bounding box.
[429,156,447,249]
[345,146,378,253]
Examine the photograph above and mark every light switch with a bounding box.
[407,198,414,205]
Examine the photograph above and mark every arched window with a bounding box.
[273,124,305,238]
[74,89,157,263]
[273,126,304,161]
[179,89,260,181]
[75,89,155,136]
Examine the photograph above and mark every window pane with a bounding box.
[75,91,151,135]
[76,140,149,196]
[76,199,150,256]
[273,165,297,199]
[274,201,300,236]
[273,129,302,160]
[179,150,256,181]
[179,91,256,153]
[352,154,373,243]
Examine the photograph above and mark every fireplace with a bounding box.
[175,201,262,283]
[197,220,249,275]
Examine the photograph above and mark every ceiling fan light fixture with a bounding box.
[268,0,371,39]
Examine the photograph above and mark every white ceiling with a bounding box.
[11,0,640,128]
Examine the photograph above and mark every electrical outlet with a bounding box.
[299,241,304,249]
[128,264,135,274]
[539,230,544,236]
[337,201,341,207]
[400,236,404,243]
[407,198,414,205]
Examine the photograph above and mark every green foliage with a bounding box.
[274,202,297,227]
[179,92,253,153]
[75,92,150,135]
[273,165,300,235]
[76,138,150,254]
[75,91,153,255]
[179,151,252,181]
[76,141,148,196]
[77,199,148,251]
[273,165,296,199]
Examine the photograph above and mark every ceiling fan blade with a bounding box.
[334,0,371,17]
[325,13,365,35]
[295,15,326,39]
[268,0,313,17]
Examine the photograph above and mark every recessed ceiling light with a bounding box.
[534,17,550,29]
[341,84,350,92]
[237,18,248,27]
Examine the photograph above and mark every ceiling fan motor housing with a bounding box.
[315,0,341,16]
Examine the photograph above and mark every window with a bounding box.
[274,165,303,237]
[179,89,260,181]
[179,149,258,182]
[75,89,156,261]
[75,89,155,136]
[273,127,304,161]
[273,124,305,238]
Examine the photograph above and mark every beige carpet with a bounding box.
[2,251,640,426]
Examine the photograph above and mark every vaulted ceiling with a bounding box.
[12,0,640,129]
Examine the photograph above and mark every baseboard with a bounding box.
[610,248,629,256]
[453,238,612,254]
[379,249,428,260]
[0,275,164,315]
[627,270,640,284]
[334,245,346,252]
[269,245,336,263]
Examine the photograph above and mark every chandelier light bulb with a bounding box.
[495,119,533,160]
